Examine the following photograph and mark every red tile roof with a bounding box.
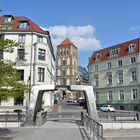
[89,38,140,64]
[58,37,75,47]
[0,15,49,35]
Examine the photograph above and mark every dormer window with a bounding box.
[109,48,119,57]
[19,21,29,29]
[128,43,136,52]
[96,53,101,60]
[4,15,13,22]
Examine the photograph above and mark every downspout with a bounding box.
[29,32,34,101]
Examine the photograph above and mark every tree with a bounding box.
[0,35,27,101]
[0,61,27,101]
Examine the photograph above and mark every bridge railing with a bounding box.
[0,110,26,122]
[81,113,105,140]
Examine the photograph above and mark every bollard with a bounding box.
[81,112,84,126]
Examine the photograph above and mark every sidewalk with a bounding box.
[0,121,85,140]
[49,104,58,113]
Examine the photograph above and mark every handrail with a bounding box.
[81,113,105,140]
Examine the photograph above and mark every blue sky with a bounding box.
[1,0,140,67]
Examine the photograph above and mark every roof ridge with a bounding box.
[58,37,75,46]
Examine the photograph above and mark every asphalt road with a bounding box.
[48,100,86,120]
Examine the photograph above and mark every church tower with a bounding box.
[56,38,78,86]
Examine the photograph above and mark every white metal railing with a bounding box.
[81,113,105,140]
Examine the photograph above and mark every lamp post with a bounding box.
[28,76,31,102]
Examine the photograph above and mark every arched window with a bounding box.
[62,58,66,66]
[67,57,70,65]
[67,68,70,75]
[58,58,61,66]
[58,69,60,76]
[67,78,70,85]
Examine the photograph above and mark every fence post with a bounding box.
[5,111,9,128]
[81,112,84,126]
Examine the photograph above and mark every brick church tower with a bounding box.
[56,38,78,86]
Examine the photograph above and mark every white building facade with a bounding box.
[88,38,140,111]
[0,15,55,111]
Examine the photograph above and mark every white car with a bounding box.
[67,98,73,102]
[100,105,115,112]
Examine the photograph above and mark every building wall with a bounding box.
[1,32,55,108]
[56,44,78,85]
[89,44,140,111]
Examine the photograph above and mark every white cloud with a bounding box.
[41,25,101,51]
[130,26,140,32]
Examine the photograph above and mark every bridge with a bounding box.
[23,85,104,139]
[27,85,98,123]
[0,85,105,140]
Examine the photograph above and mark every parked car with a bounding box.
[100,105,115,112]
[67,98,74,102]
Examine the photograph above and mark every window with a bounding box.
[107,73,112,85]
[38,67,45,82]
[19,21,28,29]
[37,36,43,42]
[132,88,138,100]
[58,69,60,76]
[94,75,99,86]
[63,49,66,55]
[66,49,69,55]
[67,57,70,65]
[0,52,3,59]
[129,43,136,52]
[62,69,66,76]
[96,53,101,60]
[118,90,124,100]
[17,70,24,81]
[131,70,137,82]
[38,49,45,60]
[108,90,113,101]
[58,58,61,66]
[130,57,136,64]
[18,34,25,44]
[67,68,70,75]
[62,78,66,85]
[4,16,12,22]
[67,78,70,85]
[95,65,98,71]
[107,62,111,69]
[109,48,119,56]
[95,92,99,101]
[118,60,122,67]
[17,49,25,60]
[118,72,123,83]
[63,58,66,66]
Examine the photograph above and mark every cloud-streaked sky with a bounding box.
[1,0,140,67]
[42,25,101,51]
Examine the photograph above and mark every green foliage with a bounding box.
[0,60,28,101]
[0,10,27,101]
[0,38,21,53]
